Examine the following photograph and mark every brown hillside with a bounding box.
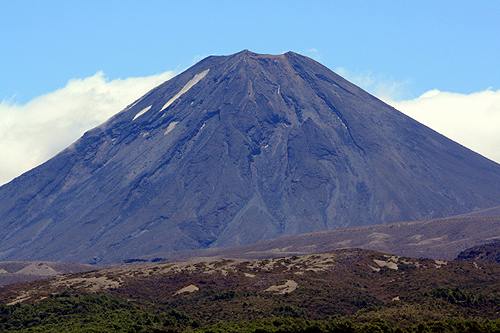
[131,215,500,262]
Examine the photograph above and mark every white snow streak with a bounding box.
[161,69,209,111]
[132,105,152,120]
[164,121,179,135]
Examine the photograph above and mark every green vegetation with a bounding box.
[4,292,500,333]
[4,250,500,331]
[3,287,500,332]
[189,317,500,333]
[0,292,192,332]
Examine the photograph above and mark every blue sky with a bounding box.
[1,1,500,185]
[2,1,499,102]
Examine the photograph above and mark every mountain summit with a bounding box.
[1,50,500,264]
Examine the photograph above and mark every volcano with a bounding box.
[1,50,500,264]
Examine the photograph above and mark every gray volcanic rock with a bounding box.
[1,50,500,264]
[0,261,95,287]
[123,216,500,263]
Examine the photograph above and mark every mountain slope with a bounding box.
[1,50,500,264]
[122,215,500,263]
[0,261,95,287]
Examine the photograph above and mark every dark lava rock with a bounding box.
[1,50,500,264]
[455,241,500,263]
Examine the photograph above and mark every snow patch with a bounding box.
[134,229,148,237]
[132,105,152,120]
[164,121,179,135]
[161,69,209,111]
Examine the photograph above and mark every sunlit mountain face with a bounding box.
[1,50,500,264]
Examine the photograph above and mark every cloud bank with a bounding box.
[387,89,500,164]
[0,70,174,186]
[337,67,500,166]
[1,69,499,187]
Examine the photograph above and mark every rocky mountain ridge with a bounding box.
[1,50,500,264]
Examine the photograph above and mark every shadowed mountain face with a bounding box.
[1,50,500,264]
[455,241,500,263]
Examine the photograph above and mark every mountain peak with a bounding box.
[219,50,294,68]
[234,49,288,57]
[1,51,500,264]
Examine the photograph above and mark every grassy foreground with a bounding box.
[3,249,500,331]
[2,292,500,332]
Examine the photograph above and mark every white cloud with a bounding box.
[1,67,499,187]
[335,67,414,101]
[304,48,322,62]
[385,89,500,164]
[335,67,500,165]
[0,70,175,186]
